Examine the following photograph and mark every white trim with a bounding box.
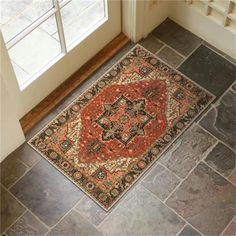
[122,0,137,42]
[53,0,67,54]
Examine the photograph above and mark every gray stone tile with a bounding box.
[1,186,26,233]
[205,143,236,182]
[13,143,41,167]
[222,221,236,236]
[232,82,236,92]
[98,186,185,236]
[1,154,28,188]
[139,34,163,53]
[47,209,103,236]
[75,196,108,226]
[200,90,236,151]
[203,41,236,65]
[178,225,201,236]
[152,18,202,56]
[159,125,216,179]
[10,159,83,227]
[157,46,184,68]
[166,162,236,236]
[5,211,48,236]
[179,45,236,97]
[141,163,180,201]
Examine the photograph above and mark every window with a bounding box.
[0,0,107,90]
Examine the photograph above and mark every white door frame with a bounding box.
[122,0,169,42]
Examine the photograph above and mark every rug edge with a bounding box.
[27,44,216,211]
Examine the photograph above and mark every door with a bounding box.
[1,0,121,117]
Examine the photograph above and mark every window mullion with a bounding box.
[53,0,67,54]
[6,7,56,50]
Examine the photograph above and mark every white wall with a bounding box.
[169,1,236,59]
[0,34,25,161]
[122,0,169,42]
[123,0,235,59]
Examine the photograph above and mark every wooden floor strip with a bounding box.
[20,33,130,134]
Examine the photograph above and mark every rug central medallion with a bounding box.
[29,45,214,210]
[96,95,153,145]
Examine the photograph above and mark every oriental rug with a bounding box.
[29,45,214,210]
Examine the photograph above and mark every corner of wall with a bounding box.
[168,1,236,59]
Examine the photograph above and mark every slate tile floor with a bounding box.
[1,18,236,235]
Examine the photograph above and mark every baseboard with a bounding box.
[20,33,130,134]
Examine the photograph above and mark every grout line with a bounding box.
[176,222,187,236]
[70,198,108,230]
[197,124,236,154]
[210,80,236,108]
[162,143,215,205]
[7,156,41,190]
[176,41,203,68]
[46,201,104,234]
[203,42,236,66]
[145,186,204,236]
[219,216,236,236]
[1,184,51,232]
[151,36,186,58]
[155,44,165,54]
[157,162,182,181]
[160,128,218,205]
[203,160,236,187]
[1,203,27,235]
[43,209,74,235]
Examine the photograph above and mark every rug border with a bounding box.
[28,44,216,211]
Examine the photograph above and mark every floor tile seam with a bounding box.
[197,124,236,154]
[163,157,204,205]
[96,157,174,228]
[144,185,204,236]
[192,74,235,119]
[10,152,29,169]
[161,133,218,203]
[155,44,166,54]
[1,184,51,232]
[48,181,105,231]
[6,157,40,190]
[156,44,186,61]
[151,36,187,58]
[202,160,236,187]
[1,206,27,235]
[219,216,236,236]
[154,45,185,69]
[48,206,104,234]
[176,41,203,69]
[97,149,192,228]
[44,209,75,235]
[175,222,187,236]
[163,145,217,204]
[195,103,215,125]
[203,43,236,66]
[210,81,236,108]
[71,203,107,229]
[156,161,182,181]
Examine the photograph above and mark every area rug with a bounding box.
[29,45,215,210]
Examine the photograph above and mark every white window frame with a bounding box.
[4,0,108,90]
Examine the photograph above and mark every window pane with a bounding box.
[0,0,54,43]
[8,15,61,87]
[59,0,106,46]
